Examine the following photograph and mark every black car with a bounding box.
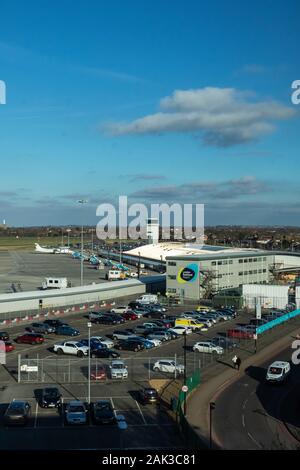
[109,314,126,324]
[0,331,9,341]
[92,315,119,325]
[143,311,166,319]
[26,322,56,334]
[40,387,62,408]
[128,301,143,309]
[139,388,159,405]
[115,339,145,352]
[210,336,237,349]
[43,319,69,329]
[90,348,120,359]
[249,318,268,326]
[91,400,115,424]
[4,400,31,426]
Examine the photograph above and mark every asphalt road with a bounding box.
[212,344,300,450]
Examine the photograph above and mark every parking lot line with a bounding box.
[61,397,64,427]
[34,402,38,428]
[134,400,147,425]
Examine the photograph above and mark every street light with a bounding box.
[87,321,92,405]
[66,228,71,248]
[78,199,88,286]
[183,330,187,416]
[209,402,216,449]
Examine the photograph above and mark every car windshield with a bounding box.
[113,364,124,369]
[269,367,283,375]
[69,405,85,412]
[45,388,58,396]
[9,402,25,411]
[96,403,111,411]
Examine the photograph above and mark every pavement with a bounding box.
[186,321,300,450]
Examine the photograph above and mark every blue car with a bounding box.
[80,339,107,350]
[55,326,80,336]
[129,337,155,349]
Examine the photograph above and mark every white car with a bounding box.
[90,336,114,349]
[110,360,128,379]
[168,326,193,335]
[53,341,89,357]
[147,338,162,347]
[110,306,130,314]
[153,359,184,374]
[266,361,291,383]
[193,341,224,354]
[65,400,87,425]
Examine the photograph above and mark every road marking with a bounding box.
[110,397,116,417]
[34,402,38,428]
[8,423,176,430]
[247,432,262,449]
[61,397,64,427]
[242,398,248,409]
[242,414,245,428]
[134,400,147,425]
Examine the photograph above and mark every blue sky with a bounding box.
[0,0,299,226]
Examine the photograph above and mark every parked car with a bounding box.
[147,331,170,342]
[40,387,62,408]
[65,400,88,425]
[0,331,9,341]
[128,337,155,349]
[53,341,89,357]
[249,318,268,326]
[122,311,138,321]
[110,360,128,379]
[92,315,120,325]
[88,311,105,321]
[79,339,107,350]
[55,326,80,336]
[152,320,172,329]
[89,336,114,349]
[193,341,224,354]
[90,364,107,380]
[134,325,152,335]
[142,311,166,319]
[107,314,126,324]
[43,319,69,329]
[4,400,31,426]
[115,339,144,352]
[168,325,193,335]
[146,337,162,347]
[112,330,136,341]
[227,327,254,339]
[153,360,184,374]
[210,336,237,349]
[128,301,144,310]
[131,307,150,317]
[138,388,159,405]
[91,400,115,424]
[15,333,44,345]
[26,322,55,334]
[3,341,15,352]
[110,306,130,314]
[90,348,120,359]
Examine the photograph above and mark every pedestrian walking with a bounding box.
[236,357,241,371]
[232,355,238,369]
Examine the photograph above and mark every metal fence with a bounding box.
[15,354,202,384]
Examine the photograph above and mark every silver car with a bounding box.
[65,400,87,425]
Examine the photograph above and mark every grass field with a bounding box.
[0,237,82,251]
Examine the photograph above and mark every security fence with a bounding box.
[14,354,202,384]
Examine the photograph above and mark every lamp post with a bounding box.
[183,330,187,416]
[78,199,88,286]
[66,228,71,248]
[138,251,141,278]
[209,402,216,449]
[87,321,92,405]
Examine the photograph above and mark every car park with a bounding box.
[153,360,184,374]
[53,341,89,357]
[0,331,9,341]
[90,348,120,359]
[266,361,291,383]
[4,400,31,426]
[138,388,159,405]
[89,336,114,348]
[40,387,62,408]
[65,400,88,425]
[15,332,45,345]
[110,360,128,379]
[115,339,144,352]
[91,400,115,424]
[26,322,55,334]
[193,341,224,354]
[90,364,107,380]
[55,325,80,336]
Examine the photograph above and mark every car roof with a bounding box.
[111,360,125,365]
[68,400,84,405]
[269,361,289,368]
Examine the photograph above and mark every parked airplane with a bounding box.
[35,243,74,254]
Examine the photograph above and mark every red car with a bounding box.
[227,328,254,339]
[4,342,15,352]
[15,333,45,345]
[122,311,138,321]
[90,365,106,381]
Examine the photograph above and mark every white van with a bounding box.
[41,277,68,290]
[266,361,291,383]
[106,270,125,281]
[136,294,158,304]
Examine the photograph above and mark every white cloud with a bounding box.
[105,87,295,147]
